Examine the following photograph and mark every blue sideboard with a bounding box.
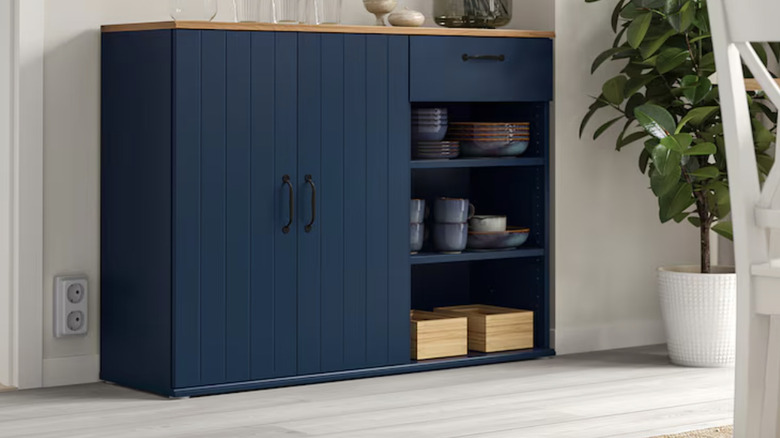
[101,23,554,397]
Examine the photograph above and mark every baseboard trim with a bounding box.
[554,319,665,355]
[42,354,99,387]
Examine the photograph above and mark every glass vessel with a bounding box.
[234,0,263,22]
[433,0,511,28]
[169,0,218,21]
[273,0,300,23]
[313,0,342,24]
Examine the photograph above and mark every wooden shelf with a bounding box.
[411,247,544,265]
[102,21,555,39]
[411,157,544,169]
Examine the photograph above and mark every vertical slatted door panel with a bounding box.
[225,31,252,383]
[386,35,411,366]
[200,30,228,385]
[271,32,300,378]
[249,32,278,381]
[365,35,390,367]
[297,33,323,375]
[173,29,203,388]
[248,32,299,381]
[342,34,369,370]
[319,34,346,373]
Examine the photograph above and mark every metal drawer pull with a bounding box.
[282,175,294,234]
[305,175,316,233]
[462,54,505,62]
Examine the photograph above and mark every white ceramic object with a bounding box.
[658,266,736,367]
[388,8,425,27]
[469,215,507,232]
[362,0,397,25]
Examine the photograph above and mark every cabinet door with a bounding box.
[172,30,298,388]
[296,33,411,374]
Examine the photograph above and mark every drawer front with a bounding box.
[410,36,553,102]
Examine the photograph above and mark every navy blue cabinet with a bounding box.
[102,26,554,397]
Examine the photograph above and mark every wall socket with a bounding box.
[54,275,88,337]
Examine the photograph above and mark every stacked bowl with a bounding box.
[413,108,459,159]
[446,122,531,157]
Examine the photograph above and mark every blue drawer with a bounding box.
[410,36,553,102]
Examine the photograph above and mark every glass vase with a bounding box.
[433,0,511,29]
[169,0,218,21]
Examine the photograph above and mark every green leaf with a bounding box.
[683,142,717,155]
[612,0,627,32]
[634,103,676,138]
[677,106,719,130]
[688,166,720,179]
[627,12,653,49]
[659,133,693,152]
[752,118,775,152]
[592,46,635,74]
[659,182,695,223]
[656,48,689,74]
[632,0,666,7]
[579,97,608,138]
[688,216,701,227]
[757,153,775,176]
[594,117,623,140]
[678,0,695,31]
[712,221,734,240]
[651,165,681,196]
[618,131,649,150]
[625,93,646,119]
[770,42,780,63]
[603,75,628,105]
[625,75,656,96]
[639,29,677,59]
[681,75,712,104]
[652,144,682,176]
[689,34,711,44]
[639,148,651,174]
[699,52,716,75]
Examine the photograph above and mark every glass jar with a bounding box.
[234,0,262,22]
[169,0,218,21]
[433,0,511,28]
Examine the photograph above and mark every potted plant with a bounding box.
[581,0,778,366]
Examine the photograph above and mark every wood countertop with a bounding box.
[101,21,555,38]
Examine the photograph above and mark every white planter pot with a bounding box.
[658,266,736,367]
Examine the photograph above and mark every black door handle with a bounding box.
[304,175,316,233]
[462,54,505,62]
[282,175,294,234]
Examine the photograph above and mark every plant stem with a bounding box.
[700,212,710,274]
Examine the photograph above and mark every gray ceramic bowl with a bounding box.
[467,227,530,250]
[412,123,448,142]
[459,140,530,157]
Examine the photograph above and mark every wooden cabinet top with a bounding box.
[101,21,555,39]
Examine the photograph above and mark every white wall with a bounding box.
[553,0,699,354]
[0,0,14,387]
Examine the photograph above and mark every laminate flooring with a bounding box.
[0,345,734,438]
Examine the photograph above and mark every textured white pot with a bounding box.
[658,266,736,367]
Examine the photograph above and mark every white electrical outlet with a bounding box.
[54,275,88,337]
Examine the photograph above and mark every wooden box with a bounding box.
[433,305,534,353]
[410,310,468,360]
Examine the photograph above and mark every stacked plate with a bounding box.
[413,140,460,160]
[412,108,448,142]
[446,122,531,157]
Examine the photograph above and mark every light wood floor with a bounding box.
[0,345,734,438]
